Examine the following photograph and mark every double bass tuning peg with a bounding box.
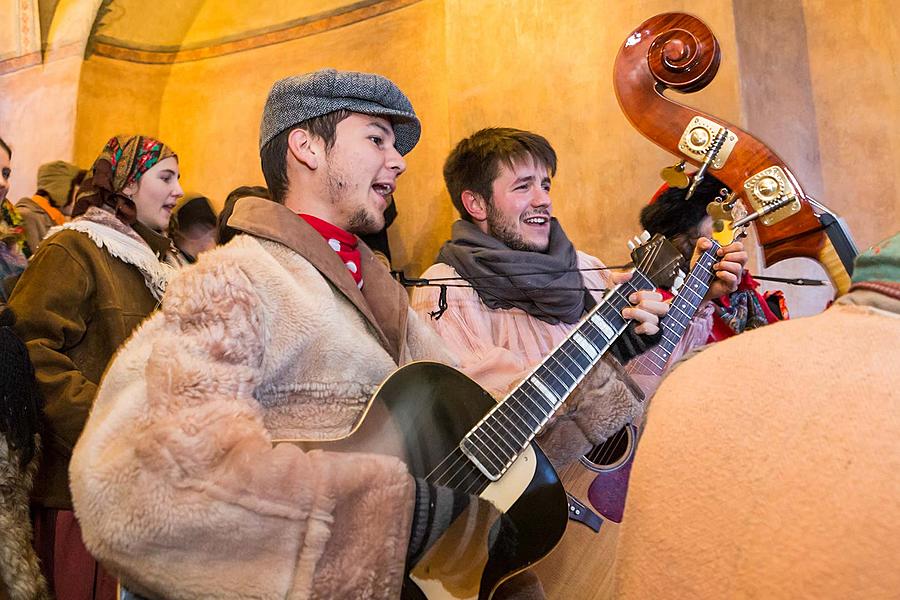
[660,161,690,189]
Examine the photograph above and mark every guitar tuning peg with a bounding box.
[627,240,636,251]
[673,270,686,292]
[639,230,651,243]
[707,201,732,222]
[660,161,690,189]
[723,191,739,211]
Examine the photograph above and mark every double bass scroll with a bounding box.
[613,12,856,294]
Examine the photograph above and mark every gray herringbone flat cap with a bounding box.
[259,68,421,155]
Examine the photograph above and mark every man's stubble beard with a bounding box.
[486,202,548,253]
[325,161,382,235]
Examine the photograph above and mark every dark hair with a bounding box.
[218,185,270,245]
[640,174,729,258]
[259,110,351,204]
[0,137,11,159]
[443,128,557,222]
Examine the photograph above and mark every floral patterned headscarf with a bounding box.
[73,135,177,225]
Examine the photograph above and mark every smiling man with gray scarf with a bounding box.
[412,125,748,462]
[412,128,672,476]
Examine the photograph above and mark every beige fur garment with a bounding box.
[70,232,451,599]
[615,294,900,599]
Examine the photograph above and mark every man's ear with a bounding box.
[287,128,319,170]
[461,190,488,222]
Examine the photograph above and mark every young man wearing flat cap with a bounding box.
[70,69,500,599]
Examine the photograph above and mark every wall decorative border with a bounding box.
[0,0,41,74]
[91,0,421,65]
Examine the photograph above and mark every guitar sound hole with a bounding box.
[580,426,633,472]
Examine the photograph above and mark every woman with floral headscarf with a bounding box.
[8,135,182,600]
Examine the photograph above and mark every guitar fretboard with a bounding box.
[458,269,655,481]
[629,242,719,376]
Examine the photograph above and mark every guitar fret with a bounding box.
[671,303,692,320]
[551,351,580,384]
[465,428,506,472]
[514,386,547,426]
[540,365,571,398]
[572,331,599,360]
[645,245,720,373]
[482,414,521,456]
[530,375,561,408]
[562,340,592,371]
[494,404,530,442]
[589,312,617,340]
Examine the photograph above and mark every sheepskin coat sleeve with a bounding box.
[70,234,420,600]
[409,254,643,470]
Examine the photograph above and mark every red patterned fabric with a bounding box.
[298,213,363,288]
[708,271,781,342]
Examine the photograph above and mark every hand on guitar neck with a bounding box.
[691,237,748,302]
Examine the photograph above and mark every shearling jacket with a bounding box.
[71,197,454,599]
[8,209,171,509]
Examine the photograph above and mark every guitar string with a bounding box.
[427,243,757,485]
[426,245,719,486]
[424,281,643,492]
[592,245,720,466]
[428,264,664,485]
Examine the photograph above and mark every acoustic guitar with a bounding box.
[533,236,722,599]
[344,233,682,599]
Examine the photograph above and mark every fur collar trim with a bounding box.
[47,207,175,300]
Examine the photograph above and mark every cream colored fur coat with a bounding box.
[70,199,453,599]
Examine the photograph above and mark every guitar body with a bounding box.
[362,361,568,600]
[533,425,639,600]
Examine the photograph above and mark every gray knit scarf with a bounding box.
[436,219,586,324]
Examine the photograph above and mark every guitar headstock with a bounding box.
[628,231,686,290]
[707,189,750,245]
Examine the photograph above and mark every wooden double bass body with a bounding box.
[533,13,857,600]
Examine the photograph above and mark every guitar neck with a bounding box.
[631,242,719,376]
[459,269,655,482]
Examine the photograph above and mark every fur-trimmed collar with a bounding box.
[46,207,176,300]
[226,196,408,363]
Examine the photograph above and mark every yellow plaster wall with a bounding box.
[804,0,900,247]
[5,0,897,304]
[152,0,450,274]
[443,0,744,271]
[73,56,171,165]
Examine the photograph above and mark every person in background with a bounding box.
[0,138,29,300]
[9,134,183,600]
[639,174,785,346]
[614,231,900,599]
[216,185,269,245]
[168,194,217,264]
[16,161,86,252]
